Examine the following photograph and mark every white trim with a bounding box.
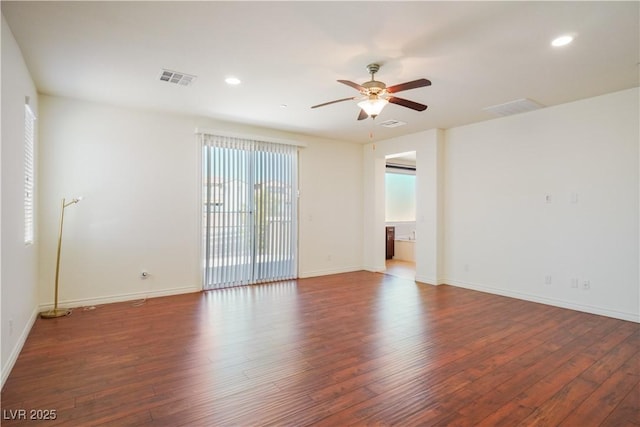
[197,133,206,291]
[38,285,200,311]
[298,266,363,279]
[414,276,446,286]
[364,263,386,273]
[445,279,640,323]
[194,128,307,148]
[415,275,438,285]
[2,306,38,388]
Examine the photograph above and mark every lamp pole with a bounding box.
[40,197,82,319]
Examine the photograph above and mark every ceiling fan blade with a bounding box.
[388,96,428,111]
[357,109,368,120]
[311,97,356,109]
[386,78,432,94]
[338,80,365,91]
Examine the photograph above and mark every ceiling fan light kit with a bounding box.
[312,63,431,121]
[358,95,388,118]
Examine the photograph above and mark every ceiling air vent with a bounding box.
[159,69,197,86]
[379,119,407,128]
[483,98,544,117]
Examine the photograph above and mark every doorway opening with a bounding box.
[384,151,416,280]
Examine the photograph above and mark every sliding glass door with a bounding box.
[202,134,298,289]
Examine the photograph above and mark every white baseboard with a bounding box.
[415,275,438,285]
[445,279,640,323]
[2,305,39,389]
[38,285,201,311]
[298,266,363,279]
[363,264,385,273]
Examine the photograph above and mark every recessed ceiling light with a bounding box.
[551,35,574,47]
[225,76,241,85]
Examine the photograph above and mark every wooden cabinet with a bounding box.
[385,226,395,260]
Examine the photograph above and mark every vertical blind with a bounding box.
[201,133,298,289]
[24,104,36,245]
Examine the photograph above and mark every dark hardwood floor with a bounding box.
[385,259,416,280]
[2,271,638,426]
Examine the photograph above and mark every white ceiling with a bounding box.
[3,1,638,144]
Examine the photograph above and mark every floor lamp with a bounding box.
[40,197,82,319]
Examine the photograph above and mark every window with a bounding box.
[201,134,298,289]
[24,104,36,244]
[385,172,416,222]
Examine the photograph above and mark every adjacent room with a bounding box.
[2,2,638,425]
[385,151,417,280]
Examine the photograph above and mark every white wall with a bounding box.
[1,15,40,386]
[37,95,363,309]
[38,96,201,306]
[363,88,638,322]
[444,88,639,322]
[298,139,363,277]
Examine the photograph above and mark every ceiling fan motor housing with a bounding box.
[362,80,386,95]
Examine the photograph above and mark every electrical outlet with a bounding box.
[571,278,579,289]
[582,280,591,290]
[545,275,552,285]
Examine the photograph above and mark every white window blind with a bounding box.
[24,104,36,245]
[201,134,298,289]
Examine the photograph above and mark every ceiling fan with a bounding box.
[311,63,431,120]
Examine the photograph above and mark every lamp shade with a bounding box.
[358,95,388,117]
